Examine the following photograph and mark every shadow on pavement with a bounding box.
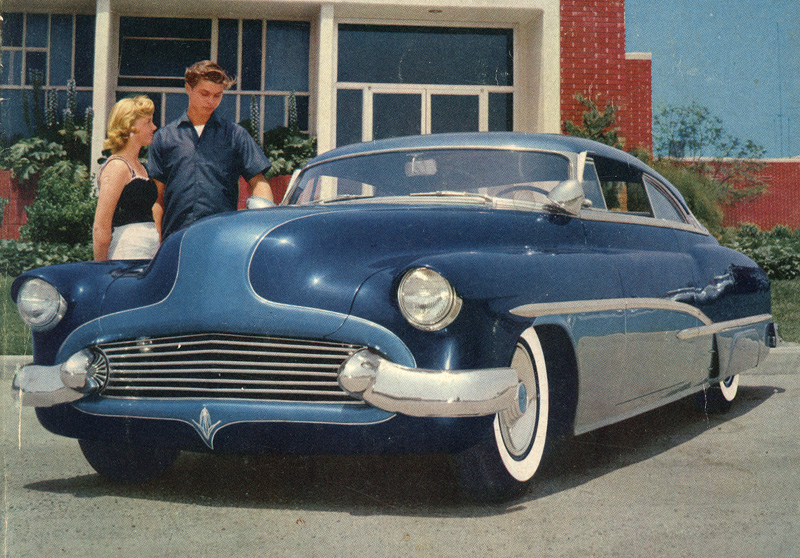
[24,385,781,517]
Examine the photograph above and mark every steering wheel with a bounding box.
[494,185,551,198]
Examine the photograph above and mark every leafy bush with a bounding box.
[262,125,317,177]
[0,239,92,277]
[719,223,800,280]
[0,137,68,186]
[19,161,96,244]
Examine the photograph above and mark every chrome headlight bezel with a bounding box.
[397,267,462,331]
[16,278,68,332]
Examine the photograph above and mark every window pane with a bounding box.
[119,18,211,83]
[1,51,23,85]
[431,95,478,134]
[336,89,362,146]
[218,20,239,85]
[50,15,73,86]
[489,92,513,131]
[0,89,31,138]
[25,51,47,85]
[263,96,285,130]
[25,13,49,48]
[373,93,420,140]
[241,20,263,91]
[3,13,24,47]
[74,15,95,87]
[645,179,684,222]
[295,94,309,131]
[339,25,513,86]
[265,21,310,91]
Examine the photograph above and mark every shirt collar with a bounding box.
[177,110,221,128]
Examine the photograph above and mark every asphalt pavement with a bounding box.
[1,345,799,557]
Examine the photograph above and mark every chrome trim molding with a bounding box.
[337,349,523,418]
[676,314,773,340]
[511,297,712,325]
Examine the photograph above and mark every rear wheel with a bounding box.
[454,328,554,502]
[79,439,179,484]
[694,375,739,414]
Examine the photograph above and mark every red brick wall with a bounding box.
[723,160,800,229]
[0,170,35,240]
[561,0,653,152]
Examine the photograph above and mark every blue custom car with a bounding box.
[11,133,776,501]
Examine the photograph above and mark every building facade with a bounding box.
[1,0,652,238]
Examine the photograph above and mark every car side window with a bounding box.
[644,176,686,223]
[581,159,607,209]
[591,155,653,217]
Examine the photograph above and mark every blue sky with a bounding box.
[625,0,800,158]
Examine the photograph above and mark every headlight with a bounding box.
[397,268,462,331]
[16,278,67,331]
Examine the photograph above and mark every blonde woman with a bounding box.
[93,95,160,260]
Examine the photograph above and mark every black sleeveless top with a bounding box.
[101,157,158,228]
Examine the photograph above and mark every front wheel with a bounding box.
[454,328,554,502]
[79,439,180,484]
[694,375,739,414]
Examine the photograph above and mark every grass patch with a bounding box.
[771,279,800,344]
[1,275,798,356]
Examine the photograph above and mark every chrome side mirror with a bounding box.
[548,179,585,215]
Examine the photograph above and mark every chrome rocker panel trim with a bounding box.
[337,349,524,418]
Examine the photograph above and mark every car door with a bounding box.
[576,159,708,429]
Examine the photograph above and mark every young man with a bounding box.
[147,60,273,239]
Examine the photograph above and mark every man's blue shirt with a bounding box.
[147,111,271,238]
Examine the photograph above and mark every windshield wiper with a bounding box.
[306,194,374,204]
[409,190,493,203]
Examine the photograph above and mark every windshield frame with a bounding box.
[283,146,578,208]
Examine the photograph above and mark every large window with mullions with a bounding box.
[0,12,95,140]
[117,17,310,135]
[336,24,514,146]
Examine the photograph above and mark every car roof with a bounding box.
[310,132,644,168]
[307,132,687,213]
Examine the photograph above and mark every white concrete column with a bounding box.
[90,0,117,177]
[314,4,336,154]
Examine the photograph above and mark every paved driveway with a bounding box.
[2,348,799,557]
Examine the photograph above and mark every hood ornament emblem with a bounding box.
[191,406,222,449]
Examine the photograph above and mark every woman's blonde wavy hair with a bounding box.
[104,96,155,153]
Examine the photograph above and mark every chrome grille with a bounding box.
[97,333,365,403]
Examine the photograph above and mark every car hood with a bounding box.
[247,203,569,313]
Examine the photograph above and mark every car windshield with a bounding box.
[286,148,571,206]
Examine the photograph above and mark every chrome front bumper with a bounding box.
[337,349,524,418]
[13,347,525,419]
[12,349,106,407]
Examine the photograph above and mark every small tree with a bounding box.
[653,103,767,203]
[562,93,624,149]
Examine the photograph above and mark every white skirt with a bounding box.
[108,222,160,260]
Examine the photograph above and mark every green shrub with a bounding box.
[0,137,68,186]
[719,223,800,280]
[0,239,92,277]
[19,160,96,244]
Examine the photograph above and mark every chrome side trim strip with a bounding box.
[510,297,712,325]
[676,314,773,340]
